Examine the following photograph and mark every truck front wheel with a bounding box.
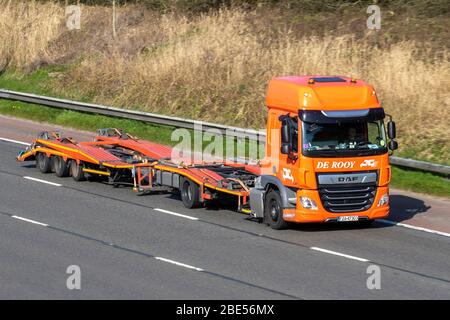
[264,190,289,230]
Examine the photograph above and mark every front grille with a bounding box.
[319,184,376,213]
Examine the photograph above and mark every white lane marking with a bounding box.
[378,219,450,238]
[23,176,62,187]
[155,257,204,271]
[154,208,198,221]
[0,137,30,146]
[310,247,369,262]
[12,215,49,227]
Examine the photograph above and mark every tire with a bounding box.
[36,153,52,173]
[70,160,86,181]
[180,177,201,208]
[53,156,69,177]
[264,190,289,230]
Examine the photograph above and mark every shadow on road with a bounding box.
[289,195,432,232]
[166,193,433,232]
[388,194,431,223]
[21,164,36,169]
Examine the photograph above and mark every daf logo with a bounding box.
[338,176,359,182]
[318,172,377,185]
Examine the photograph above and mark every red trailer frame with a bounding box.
[17,129,258,213]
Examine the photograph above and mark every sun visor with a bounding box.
[299,108,385,124]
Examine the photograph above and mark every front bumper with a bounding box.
[282,187,389,223]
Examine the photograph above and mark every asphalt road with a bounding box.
[0,125,449,299]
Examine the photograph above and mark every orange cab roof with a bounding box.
[265,76,380,112]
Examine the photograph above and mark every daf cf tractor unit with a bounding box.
[249,76,398,229]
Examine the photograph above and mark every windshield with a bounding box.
[302,120,387,156]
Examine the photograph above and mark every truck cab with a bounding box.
[250,76,398,229]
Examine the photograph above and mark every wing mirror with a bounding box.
[387,121,396,139]
[281,121,290,144]
[388,140,398,151]
[385,115,398,152]
[280,120,291,155]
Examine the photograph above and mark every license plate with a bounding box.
[337,216,359,222]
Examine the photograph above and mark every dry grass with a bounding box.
[0,2,449,162]
[0,0,63,71]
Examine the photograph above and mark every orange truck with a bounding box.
[251,76,398,229]
[17,76,398,229]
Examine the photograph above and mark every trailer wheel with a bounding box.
[264,190,288,230]
[53,156,69,177]
[36,153,52,173]
[70,160,86,181]
[180,177,201,208]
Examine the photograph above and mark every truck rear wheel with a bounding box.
[53,156,69,177]
[36,153,52,173]
[264,190,289,230]
[180,177,201,208]
[70,160,86,181]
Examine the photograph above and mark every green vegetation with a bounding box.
[0,68,55,96]
[391,166,450,198]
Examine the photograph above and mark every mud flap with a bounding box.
[249,188,265,218]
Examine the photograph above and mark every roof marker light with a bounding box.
[308,78,315,84]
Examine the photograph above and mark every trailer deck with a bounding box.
[17,129,259,213]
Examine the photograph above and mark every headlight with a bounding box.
[300,196,318,210]
[377,193,389,207]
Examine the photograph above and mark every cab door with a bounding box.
[277,112,301,188]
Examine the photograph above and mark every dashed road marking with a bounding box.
[310,247,369,262]
[11,215,49,227]
[23,176,62,187]
[378,219,450,238]
[155,257,204,272]
[0,137,30,146]
[154,208,198,220]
